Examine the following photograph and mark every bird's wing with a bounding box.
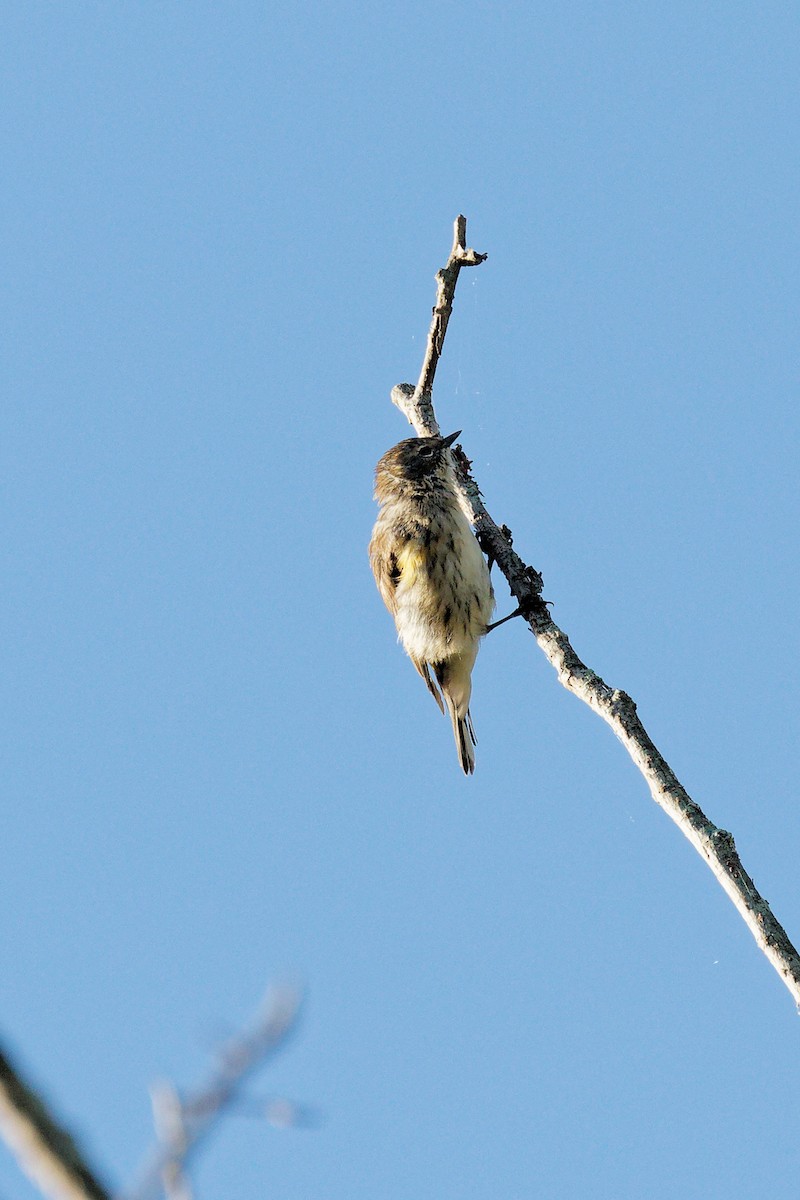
[371,539,445,715]
[369,542,401,616]
[411,657,446,715]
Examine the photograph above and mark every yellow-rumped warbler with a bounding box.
[369,431,495,774]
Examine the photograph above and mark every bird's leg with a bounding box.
[485,594,543,634]
[485,606,525,633]
[478,527,545,633]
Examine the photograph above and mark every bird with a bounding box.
[369,431,495,774]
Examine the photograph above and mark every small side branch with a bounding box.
[0,1046,112,1200]
[391,216,800,1008]
[394,215,487,434]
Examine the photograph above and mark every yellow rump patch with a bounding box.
[397,542,427,582]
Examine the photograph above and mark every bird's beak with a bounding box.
[441,430,461,448]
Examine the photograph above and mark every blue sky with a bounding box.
[2,3,799,1197]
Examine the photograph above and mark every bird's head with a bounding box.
[376,431,461,483]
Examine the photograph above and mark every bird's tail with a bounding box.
[434,657,478,776]
[451,708,477,775]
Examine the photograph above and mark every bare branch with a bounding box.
[126,983,303,1200]
[392,216,800,1008]
[0,1045,112,1200]
[393,214,487,432]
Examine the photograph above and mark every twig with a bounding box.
[391,215,800,1008]
[410,213,487,432]
[0,1045,112,1200]
[126,983,303,1200]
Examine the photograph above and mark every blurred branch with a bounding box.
[391,214,800,1008]
[0,983,304,1200]
[0,1045,111,1200]
[125,983,303,1200]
